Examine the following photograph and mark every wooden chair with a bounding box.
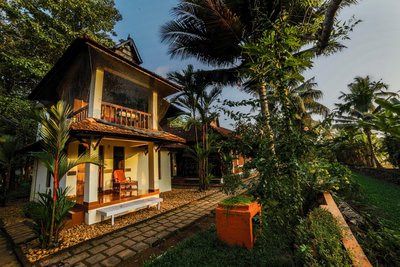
[113,170,138,195]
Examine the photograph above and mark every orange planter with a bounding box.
[216,201,262,250]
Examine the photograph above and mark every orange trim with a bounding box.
[320,192,372,267]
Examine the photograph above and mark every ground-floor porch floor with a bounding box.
[30,137,175,224]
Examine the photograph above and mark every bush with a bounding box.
[301,160,359,211]
[22,201,41,219]
[31,187,75,248]
[295,208,351,266]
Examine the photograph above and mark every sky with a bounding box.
[113,0,400,128]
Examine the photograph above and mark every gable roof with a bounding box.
[29,35,181,101]
[112,35,143,65]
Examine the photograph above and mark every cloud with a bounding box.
[154,66,170,77]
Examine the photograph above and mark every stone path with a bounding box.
[5,221,36,245]
[38,191,233,267]
[0,230,21,267]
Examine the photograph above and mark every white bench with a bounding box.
[96,197,163,225]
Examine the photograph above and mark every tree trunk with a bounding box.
[365,129,382,168]
[259,84,276,156]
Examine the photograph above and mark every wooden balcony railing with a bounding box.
[69,102,152,130]
[70,106,89,123]
[101,101,152,130]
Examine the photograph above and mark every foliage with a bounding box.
[168,65,222,191]
[382,135,400,167]
[334,76,397,167]
[31,188,75,248]
[295,208,351,267]
[368,98,400,139]
[0,94,37,144]
[0,0,122,95]
[31,101,100,247]
[221,195,254,206]
[0,135,18,189]
[145,226,294,267]
[22,201,41,219]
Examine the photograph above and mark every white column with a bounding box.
[148,142,159,191]
[88,68,104,119]
[84,140,99,203]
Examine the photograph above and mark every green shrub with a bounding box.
[295,208,351,266]
[22,201,41,219]
[31,187,75,247]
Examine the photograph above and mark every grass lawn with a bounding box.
[353,172,400,231]
[145,226,294,267]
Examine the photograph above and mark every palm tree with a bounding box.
[267,78,329,124]
[335,76,396,167]
[168,65,222,190]
[32,101,100,246]
[161,0,357,156]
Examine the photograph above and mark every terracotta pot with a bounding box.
[216,201,261,249]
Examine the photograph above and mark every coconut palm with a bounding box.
[161,0,356,102]
[161,0,357,157]
[267,78,329,123]
[335,76,396,167]
[32,101,100,246]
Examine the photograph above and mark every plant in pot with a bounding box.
[216,195,262,250]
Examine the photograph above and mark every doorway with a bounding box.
[113,146,125,171]
[76,144,87,197]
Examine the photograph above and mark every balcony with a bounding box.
[70,101,152,130]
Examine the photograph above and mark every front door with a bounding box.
[76,144,87,197]
[113,146,125,171]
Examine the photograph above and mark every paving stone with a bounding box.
[108,236,128,246]
[104,244,125,256]
[85,253,107,265]
[71,243,93,254]
[125,230,141,239]
[88,244,108,254]
[131,242,148,252]
[131,235,146,242]
[73,262,87,267]
[139,226,152,232]
[143,236,158,246]
[123,239,136,247]
[65,251,90,265]
[117,248,137,260]
[100,256,121,266]
[142,230,157,237]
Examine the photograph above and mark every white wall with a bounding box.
[30,160,51,201]
[158,150,171,192]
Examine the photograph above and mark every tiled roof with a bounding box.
[70,118,185,143]
[161,123,233,143]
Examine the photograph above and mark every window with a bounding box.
[102,71,150,112]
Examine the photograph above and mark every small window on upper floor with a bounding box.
[102,71,150,112]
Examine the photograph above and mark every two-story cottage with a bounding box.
[29,35,185,225]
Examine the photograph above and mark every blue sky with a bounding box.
[114,0,400,128]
